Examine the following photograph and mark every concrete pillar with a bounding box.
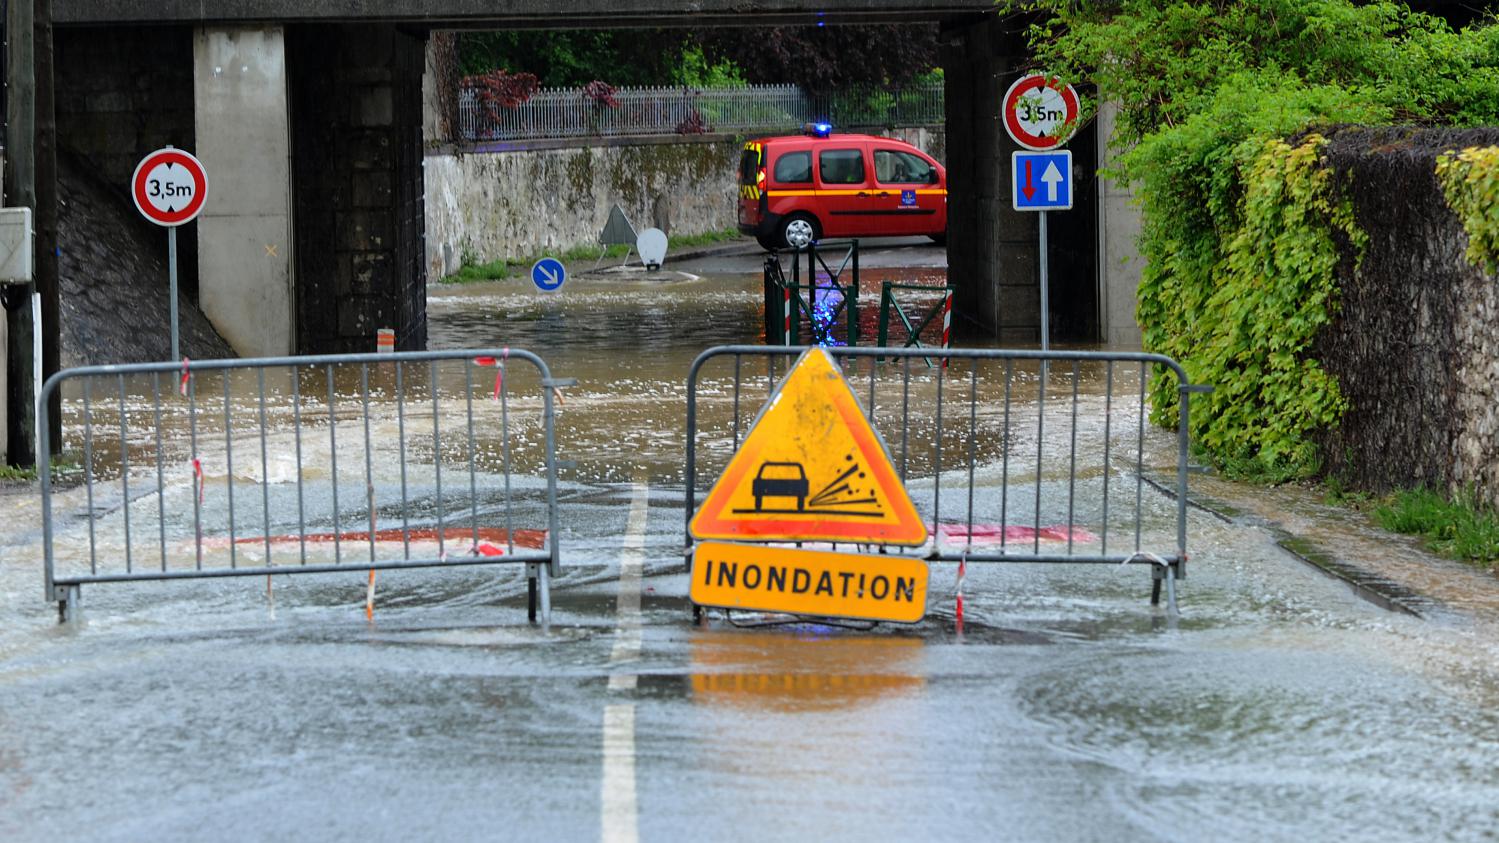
[1095,102,1144,348]
[941,15,1040,344]
[193,26,295,357]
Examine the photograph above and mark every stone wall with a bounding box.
[1315,126,1499,509]
[423,128,947,280]
[289,24,428,354]
[424,137,738,278]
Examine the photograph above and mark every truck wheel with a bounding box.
[778,214,819,250]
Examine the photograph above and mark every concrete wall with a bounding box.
[193,26,296,357]
[425,138,738,279]
[1095,102,1143,349]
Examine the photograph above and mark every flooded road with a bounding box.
[2,240,1499,840]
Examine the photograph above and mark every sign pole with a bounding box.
[168,225,180,360]
[131,146,208,360]
[1039,210,1049,351]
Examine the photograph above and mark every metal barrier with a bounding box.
[458,83,944,142]
[876,281,954,366]
[40,350,568,623]
[684,346,1212,615]
[763,242,861,347]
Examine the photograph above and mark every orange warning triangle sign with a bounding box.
[691,348,927,546]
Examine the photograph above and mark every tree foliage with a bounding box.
[1436,146,1499,273]
[458,30,693,87]
[695,24,939,93]
[457,25,938,91]
[1009,0,1499,479]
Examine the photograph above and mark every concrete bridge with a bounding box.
[51,0,1122,355]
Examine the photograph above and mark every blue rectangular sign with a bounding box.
[1011,150,1073,211]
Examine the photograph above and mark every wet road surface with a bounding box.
[2,240,1499,841]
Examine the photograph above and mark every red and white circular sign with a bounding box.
[1002,75,1080,151]
[131,147,209,226]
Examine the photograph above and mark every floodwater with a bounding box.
[1,241,1498,841]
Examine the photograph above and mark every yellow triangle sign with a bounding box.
[691,348,927,546]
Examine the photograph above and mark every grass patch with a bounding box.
[438,228,743,284]
[0,455,84,483]
[1374,488,1499,567]
[442,257,530,284]
[0,464,36,482]
[1322,475,1373,509]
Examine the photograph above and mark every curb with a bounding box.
[1144,472,1439,617]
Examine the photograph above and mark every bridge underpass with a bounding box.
[49,0,1132,357]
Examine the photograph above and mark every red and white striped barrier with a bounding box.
[941,289,952,369]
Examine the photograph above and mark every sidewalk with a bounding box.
[1185,472,1499,620]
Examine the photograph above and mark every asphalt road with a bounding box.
[2,241,1498,841]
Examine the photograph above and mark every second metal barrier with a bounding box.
[40,349,569,623]
[684,346,1212,615]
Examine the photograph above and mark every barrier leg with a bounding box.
[538,563,552,625]
[785,286,797,343]
[527,562,539,622]
[941,289,952,370]
[1165,563,1179,617]
[877,283,892,360]
[57,584,80,624]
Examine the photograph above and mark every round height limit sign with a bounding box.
[132,147,208,227]
[132,147,208,361]
[1002,74,1080,151]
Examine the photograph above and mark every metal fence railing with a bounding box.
[458,83,945,142]
[40,350,569,624]
[684,346,1213,616]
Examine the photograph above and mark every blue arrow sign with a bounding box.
[1011,150,1073,211]
[531,257,567,292]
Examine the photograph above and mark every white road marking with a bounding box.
[602,481,648,843]
[601,704,638,843]
[607,481,649,689]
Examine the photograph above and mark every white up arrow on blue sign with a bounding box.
[531,257,567,291]
[1011,150,1073,211]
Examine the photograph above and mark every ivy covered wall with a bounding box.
[1315,127,1499,506]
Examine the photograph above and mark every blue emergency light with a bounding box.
[805,122,833,138]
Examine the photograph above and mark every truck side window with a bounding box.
[773,151,812,184]
[818,149,866,185]
[874,149,936,185]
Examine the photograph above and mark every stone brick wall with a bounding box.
[424,138,738,279]
[1315,126,1499,509]
[55,26,196,186]
[55,25,200,301]
[938,15,1098,343]
[289,24,427,354]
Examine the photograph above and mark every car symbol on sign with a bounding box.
[752,462,808,511]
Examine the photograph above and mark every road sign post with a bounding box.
[131,147,208,360]
[1003,74,1078,351]
[1009,149,1073,352]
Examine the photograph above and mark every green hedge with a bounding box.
[1013,0,1499,480]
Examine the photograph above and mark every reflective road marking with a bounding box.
[602,480,648,843]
